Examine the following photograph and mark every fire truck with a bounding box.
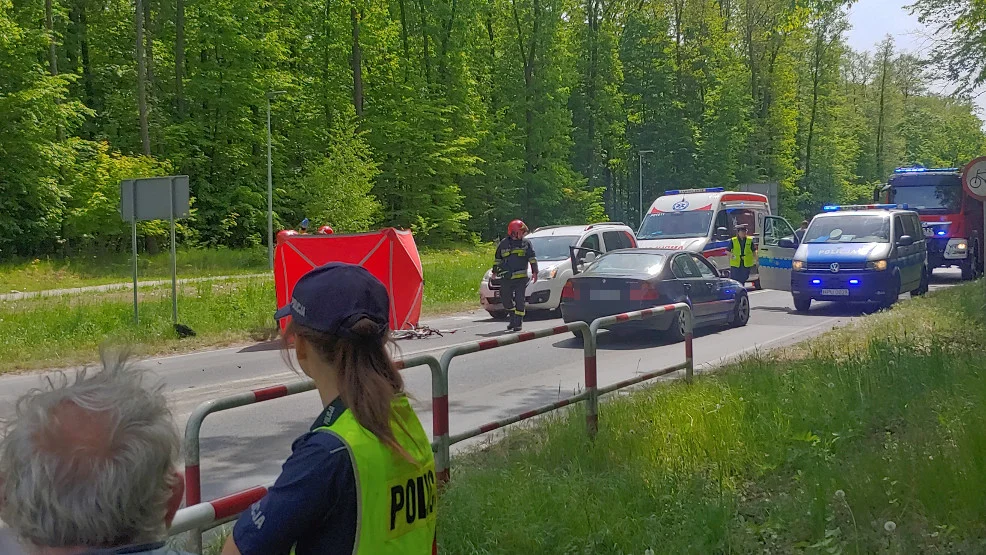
[876,166,984,280]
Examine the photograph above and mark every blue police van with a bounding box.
[756,205,929,312]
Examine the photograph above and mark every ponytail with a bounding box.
[286,320,413,461]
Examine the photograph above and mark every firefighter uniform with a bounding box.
[494,236,538,331]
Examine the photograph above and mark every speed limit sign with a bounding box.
[963,156,986,200]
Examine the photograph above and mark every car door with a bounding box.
[758,216,798,291]
[670,253,714,318]
[689,253,733,320]
[894,214,918,287]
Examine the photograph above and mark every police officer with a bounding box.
[223,263,436,555]
[730,223,756,286]
[493,220,538,332]
[795,220,809,242]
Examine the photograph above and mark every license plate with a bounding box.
[590,289,621,301]
[821,288,850,296]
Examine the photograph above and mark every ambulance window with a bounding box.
[727,209,757,234]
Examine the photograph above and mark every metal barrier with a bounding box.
[586,303,694,431]
[173,305,694,552]
[438,322,593,448]
[181,353,443,553]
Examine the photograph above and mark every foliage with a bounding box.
[0,0,984,259]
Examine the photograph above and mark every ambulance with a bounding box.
[637,187,772,287]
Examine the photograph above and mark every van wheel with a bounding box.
[912,267,929,296]
[883,275,901,309]
[961,246,979,280]
[752,279,762,290]
[793,297,811,312]
[488,310,508,320]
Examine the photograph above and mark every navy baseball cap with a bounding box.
[275,263,390,338]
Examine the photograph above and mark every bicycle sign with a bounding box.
[962,156,986,201]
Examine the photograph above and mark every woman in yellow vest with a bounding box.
[223,262,436,555]
[730,224,757,286]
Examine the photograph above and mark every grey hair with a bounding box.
[0,350,181,548]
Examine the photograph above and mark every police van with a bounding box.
[757,205,929,312]
[637,187,772,286]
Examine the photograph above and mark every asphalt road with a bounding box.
[0,270,961,502]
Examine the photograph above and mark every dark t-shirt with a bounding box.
[232,399,357,555]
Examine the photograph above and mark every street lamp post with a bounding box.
[266,90,287,271]
[638,149,654,228]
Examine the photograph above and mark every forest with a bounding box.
[1,0,985,257]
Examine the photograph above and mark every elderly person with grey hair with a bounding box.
[0,353,191,555]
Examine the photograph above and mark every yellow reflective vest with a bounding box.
[313,395,436,554]
[730,236,755,268]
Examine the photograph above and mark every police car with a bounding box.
[756,205,929,312]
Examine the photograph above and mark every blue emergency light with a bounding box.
[663,187,725,195]
[849,279,860,285]
[822,203,907,212]
[893,166,958,173]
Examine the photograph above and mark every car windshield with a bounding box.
[586,252,666,275]
[528,235,579,261]
[889,174,962,213]
[804,216,890,244]
[637,211,714,240]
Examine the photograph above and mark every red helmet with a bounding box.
[507,219,529,239]
[318,225,334,235]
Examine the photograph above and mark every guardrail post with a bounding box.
[429,359,450,486]
[684,307,694,383]
[584,321,599,438]
[184,401,213,555]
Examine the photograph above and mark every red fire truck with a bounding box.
[876,166,984,280]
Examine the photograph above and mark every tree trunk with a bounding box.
[45,0,58,76]
[416,0,432,83]
[175,0,185,118]
[876,45,891,178]
[804,25,824,182]
[398,0,410,81]
[585,0,598,188]
[351,6,364,118]
[136,0,151,155]
[323,0,334,126]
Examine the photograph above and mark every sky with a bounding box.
[845,0,986,121]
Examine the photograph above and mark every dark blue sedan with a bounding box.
[560,249,750,340]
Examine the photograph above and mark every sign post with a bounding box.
[961,157,986,280]
[121,176,190,325]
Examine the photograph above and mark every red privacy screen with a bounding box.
[274,228,424,331]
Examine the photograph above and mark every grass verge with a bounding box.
[439,282,986,553]
[0,248,269,293]
[0,245,493,372]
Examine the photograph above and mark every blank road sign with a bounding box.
[120,176,190,222]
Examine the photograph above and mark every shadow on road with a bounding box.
[238,340,282,353]
[549,326,720,351]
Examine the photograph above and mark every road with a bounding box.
[0,270,961,502]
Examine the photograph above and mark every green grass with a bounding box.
[0,247,269,293]
[438,282,986,553]
[419,244,493,314]
[0,245,493,372]
[0,278,276,372]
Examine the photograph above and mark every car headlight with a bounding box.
[956,242,968,251]
[792,260,806,272]
[537,267,558,280]
[866,260,888,271]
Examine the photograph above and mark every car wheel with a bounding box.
[665,310,689,342]
[912,267,929,296]
[793,296,811,312]
[961,247,978,280]
[731,293,751,327]
[488,310,508,320]
[883,274,901,309]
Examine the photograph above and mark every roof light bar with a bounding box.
[893,166,959,173]
[663,187,725,195]
[822,203,908,212]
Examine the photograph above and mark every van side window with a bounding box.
[602,231,631,251]
[905,215,921,239]
[893,216,904,241]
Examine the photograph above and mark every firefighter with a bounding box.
[730,223,756,286]
[493,220,538,332]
